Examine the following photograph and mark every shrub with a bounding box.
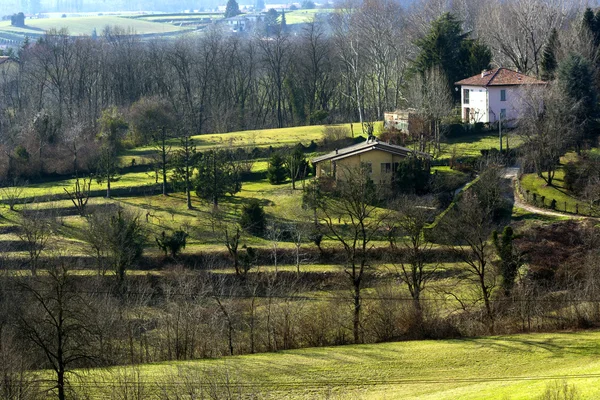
[155,230,188,257]
[378,128,405,145]
[240,199,266,237]
[393,156,431,195]
[267,152,287,184]
[322,126,350,143]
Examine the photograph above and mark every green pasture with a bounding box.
[68,330,600,399]
[438,131,521,161]
[284,9,334,24]
[122,123,360,165]
[0,16,190,36]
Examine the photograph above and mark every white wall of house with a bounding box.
[460,85,525,127]
[487,86,521,127]
[460,85,488,123]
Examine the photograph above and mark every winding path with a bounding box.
[503,167,595,220]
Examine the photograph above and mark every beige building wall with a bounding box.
[316,149,408,183]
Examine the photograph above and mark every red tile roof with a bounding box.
[455,68,545,87]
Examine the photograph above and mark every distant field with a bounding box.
[0,16,190,36]
[285,9,334,24]
[69,330,600,399]
[139,13,223,22]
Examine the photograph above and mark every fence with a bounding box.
[514,176,597,217]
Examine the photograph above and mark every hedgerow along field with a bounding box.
[64,330,600,399]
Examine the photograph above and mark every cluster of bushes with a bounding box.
[564,152,600,195]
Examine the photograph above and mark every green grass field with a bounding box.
[0,16,190,36]
[68,330,600,399]
[284,9,334,24]
[439,131,521,161]
[520,167,593,216]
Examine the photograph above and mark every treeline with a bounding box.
[0,0,590,182]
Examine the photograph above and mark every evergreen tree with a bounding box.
[265,8,279,33]
[540,29,559,81]
[240,199,266,237]
[267,152,287,184]
[558,54,598,149]
[171,134,197,209]
[413,13,491,100]
[224,0,241,18]
[393,156,431,195]
[281,8,287,31]
[583,8,600,47]
[492,226,521,297]
[194,150,242,208]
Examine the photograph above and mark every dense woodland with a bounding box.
[2,0,600,398]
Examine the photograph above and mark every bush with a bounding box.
[322,126,350,143]
[267,152,287,185]
[378,128,405,145]
[155,230,188,257]
[240,199,266,237]
[393,156,431,195]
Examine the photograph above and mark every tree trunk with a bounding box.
[162,128,167,196]
[353,278,361,344]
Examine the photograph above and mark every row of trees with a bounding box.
[0,0,589,182]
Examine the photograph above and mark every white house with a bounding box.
[455,68,546,127]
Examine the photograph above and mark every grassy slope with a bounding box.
[0,16,189,35]
[0,126,504,254]
[122,123,355,164]
[73,330,600,399]
[519,152,592,215]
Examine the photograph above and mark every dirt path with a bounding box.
[503,167,594,220]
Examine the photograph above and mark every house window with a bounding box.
[381,163,392,174]
[500,109,506,120]
[500,89,506,102]
[463,89,469,105]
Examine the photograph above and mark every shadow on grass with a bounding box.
[460,333,600,357]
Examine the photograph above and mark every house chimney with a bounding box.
[335,148,338,154]
[481,69,487,78]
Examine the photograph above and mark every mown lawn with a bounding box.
[69,330,600,399]
[438,131,522,161]
[519,168,593,215]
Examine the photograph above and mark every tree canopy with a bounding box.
[413,13,491,99]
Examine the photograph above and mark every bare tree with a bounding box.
[0,179,26,212]
[441,190,498,332]
[517,84,573,186]
[17,263,99,400]
[405,68,453,154]
[315,166,385,343]
[16,206,55,276]
[478,0,577,77]
[390,196,438,326]
[63,175,92,216]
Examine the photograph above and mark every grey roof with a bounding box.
[312,138,429,164]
